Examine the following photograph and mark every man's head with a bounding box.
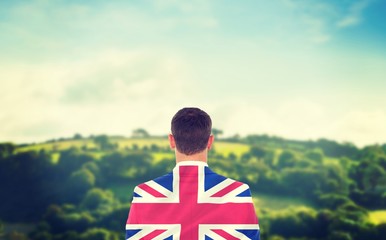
[170,107,212,155]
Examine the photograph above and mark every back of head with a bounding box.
[171,107,212,155]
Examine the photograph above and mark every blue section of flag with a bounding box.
[133,192,141,197]
[237,189,251,197]
[153,172,173,192]
[236,229,260,239]
[204,167,227,191]
[205,235,214,240]
[126,229,141,238]
[163,236,173,240]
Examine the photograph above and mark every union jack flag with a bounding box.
[126,161,260,239]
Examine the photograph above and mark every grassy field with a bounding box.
[16,139,97,152]
[113,138,170,150]
[16,137,251,158]
[112,138,251,157]
[212,141,250,157]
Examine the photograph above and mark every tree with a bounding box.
[73,133,83,140]
[4,231,29,240]
[281,168,324,197]
[80,228,119,240]
[81,188,115,210]
[277,150,297,169]
[57,149,94,177]
[67,169,96,202]
[249,146,266,159]
[100,152,152,180]
[0,143,15,159]
[322,162,350,194]
[362,164,386,192]
[29,231,53,240]
[305,149,324,163]
[211,128,223,139]
[0,151,56,221]
[269,208,319,238]
[0,219,3,237]
[327,231,353,240]
[132,128,150,138]
[318,194,353,209]
[93,135,114,150]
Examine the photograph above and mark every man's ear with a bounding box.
[207,135,214,150]
[168,134,176,149]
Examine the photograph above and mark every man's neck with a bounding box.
[175,150,208,164]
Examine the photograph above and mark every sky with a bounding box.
[1,0,386,147]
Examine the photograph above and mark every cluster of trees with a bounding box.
[1,134,386,239]
[210,137,386,239]
[0,142,158,239]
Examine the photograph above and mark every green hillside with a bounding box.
[1,134,386,240]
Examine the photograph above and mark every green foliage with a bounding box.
[69,169,96,198]
[43,204,96,234]
[314,139,358,159]
[93,135,116,151]
[305,148,324,163]
[0,219,3,236]
[4,231,29,240]
[277,150,297,169]
[132,128,150,138]
[211,128,223,139]
[79,228,119,240]
[249,146,267,159]
[317,194,353,209]
[0,143,16,159]
[327,231,353,240]
[269,207,320,238]
[81,188,116,212]
[1,136,386,240]
[280,168,324,198]
[30,231,53,240]
[0,150,56,221]
[57,149,94,177]
[100,152,152,180]
[362,164,386,191]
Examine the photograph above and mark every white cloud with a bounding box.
[210,99,386,148]
[211,102,279,138]
[337,16,360,28]
[337,0,371,28]
[0,48,193,143]
[329,110,386,147]
[278,0,375,44]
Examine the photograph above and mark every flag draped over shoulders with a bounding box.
[126,161,260,240]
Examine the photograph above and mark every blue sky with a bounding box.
[1,0,385,147]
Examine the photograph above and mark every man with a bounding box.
[126,107,260,239]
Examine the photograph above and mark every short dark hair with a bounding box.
[171,107,212,155]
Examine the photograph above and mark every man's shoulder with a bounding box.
[204,166,252,199]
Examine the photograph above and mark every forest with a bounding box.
[1,132,386,240]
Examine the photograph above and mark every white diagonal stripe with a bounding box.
[199,224,260,240]
[133,186,155,199]
[146,180,173,196]
[220,183,249,199]
[204,178,235,196]
[126,224,181,240]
